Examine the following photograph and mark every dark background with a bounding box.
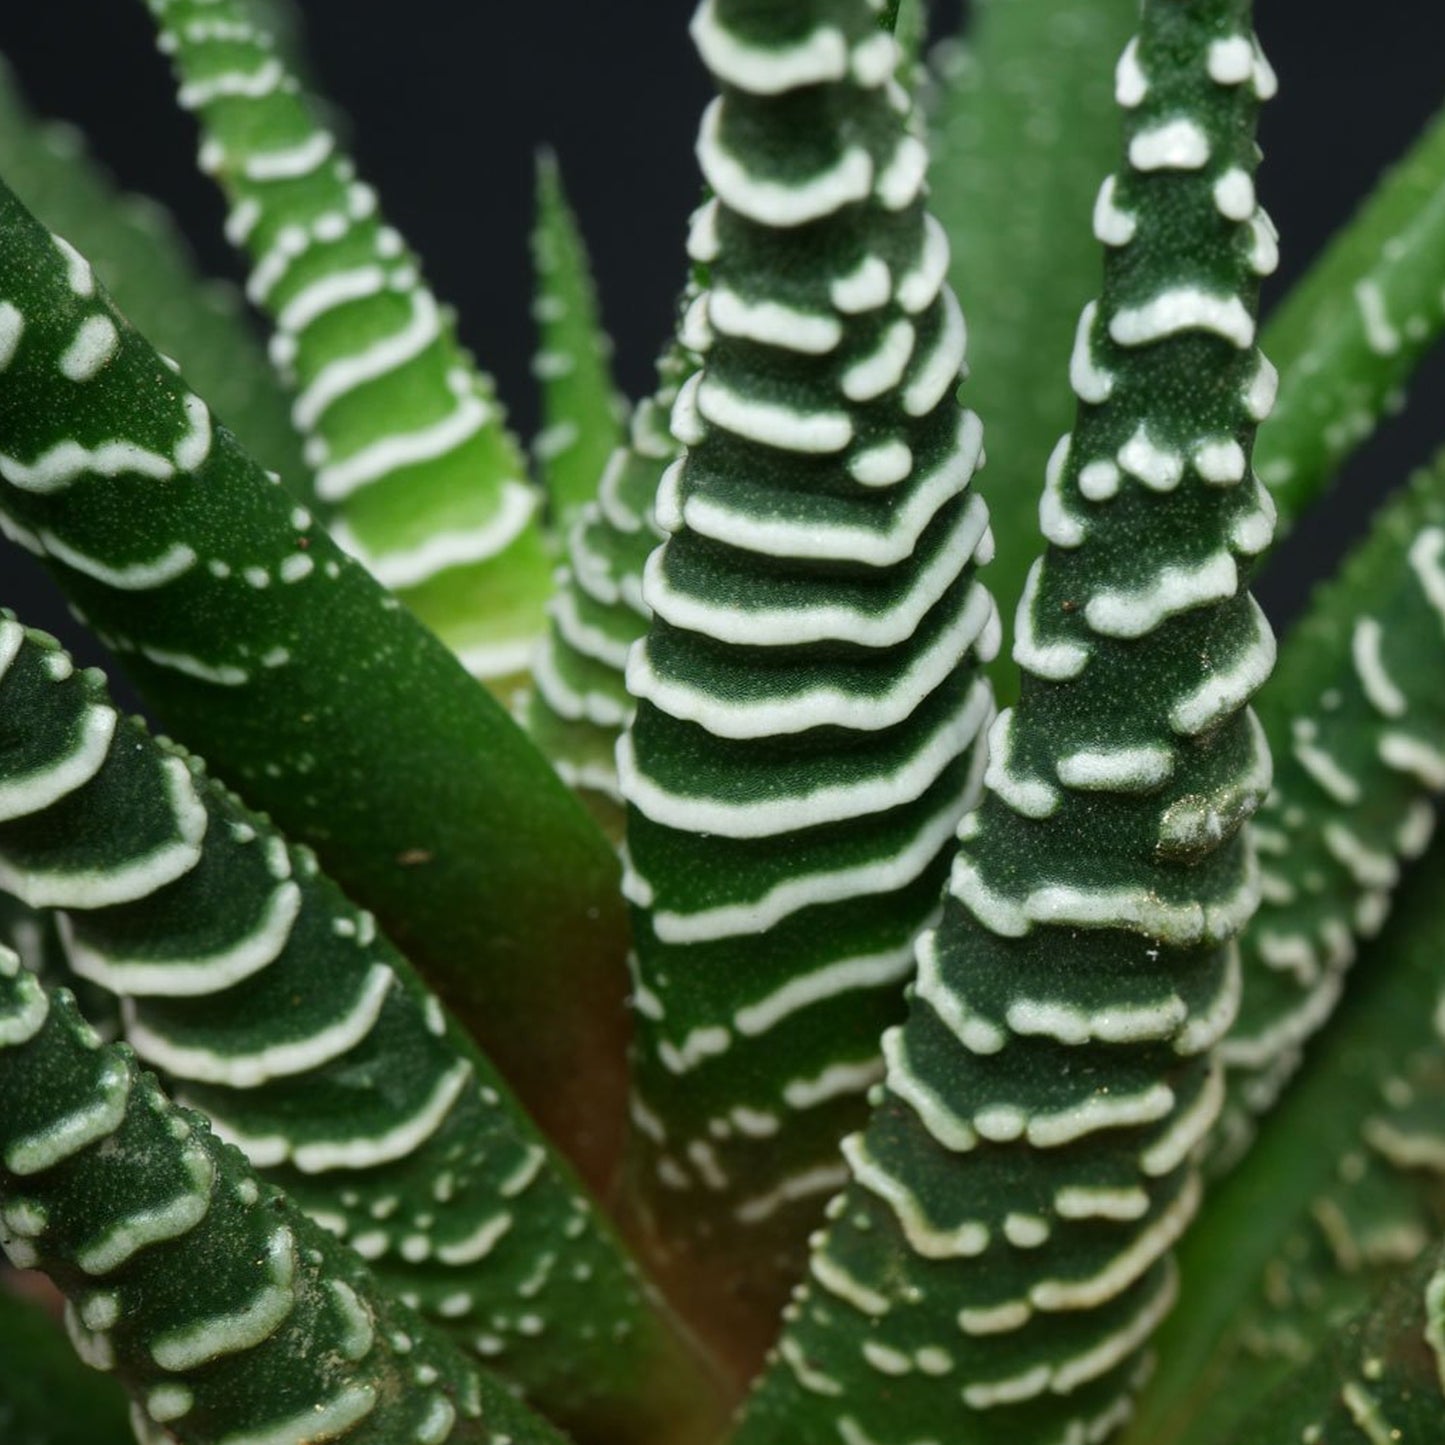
[0,1,1442,680]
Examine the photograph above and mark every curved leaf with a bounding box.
[0,175,630,1190]
[732,2,1277,1439]
[617,0,995,1373]
[0,961,565,1445]
[145,0,554,688]
[0,616,724,1443]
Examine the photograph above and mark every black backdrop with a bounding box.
[0,0,1442,681]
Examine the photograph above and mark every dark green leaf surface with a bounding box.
[0,963,565,1445]
[617,0,996,1368]
[0,618,722,1443]
[1126,825,1445,1445]
[0,58,308,491]
[1213,450,1445,1171]
[0,176,630,1190]
[733,2,1277,1439]
[1223,1234,1445,1445]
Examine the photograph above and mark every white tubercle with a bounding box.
[1118,425,1184,491]
[709,288,843,354]
[1129,119,1210,172]
[1093,175,1137,247]
[1213,168,1256,222]
[1069,301,1114,404]
[690,0,848,96]
[1039,435,1084,547]
[696,375,853,453]
[832,255,892,314]
[1115,37,1148,108]
[59,315,120,382]
[1110,287,1256,350]
[1208,35,1255,85]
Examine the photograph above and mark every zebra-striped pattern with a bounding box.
[733,5,1277,1441]
[530,150,627,534]
[0,54,307,490]
[145,0,553,685]
[1212,456,1445,1171]
[0,957,564,1445]
[0,175,632,1192]
[616,0,996,1366]
[524,340,690,830]
[0,619,717,1442]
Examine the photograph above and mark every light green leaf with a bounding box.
[530,150,627,534]
[144,0,554,691]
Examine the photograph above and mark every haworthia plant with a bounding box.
[0,176,629,1189]
[1129,820,1445,1445]
[1256,102,1445,531]
[928,0,1140,703]
[6,1,1445,1442]
[0,58,307,491]
[1212,449,1445,1171]
[617,0,997,1370]
[0,617,722,1442]
[530,151,627,534]
[144,0,555,687]
[0,960,565,1445]
[524,339,688,832]
[733,1,1278,1440]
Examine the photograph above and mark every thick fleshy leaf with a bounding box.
[524,337,688,836]
[0,176,630,1191]
[0,960,566,1445]
[617,0,996,1374]
[732,2,1277,1439]
[1212,449,1445,1170]
[145,0,555,689]
[1222,1234,1445,1445]
[530,150,627,534]
[0,56,306,489]
[1123,825,1445,1445]
[0,616,723,1443]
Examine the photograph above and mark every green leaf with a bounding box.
[1123,824,1445,1445]
[0,56,307,491]
[0,174,630,1192]
[144,0,554,690]
[524,336,689,836]
[1212,449,1445,1171]
[0,616,724,1442]
[1257,102,1445,533]
[0,962,566,1445]
[927,0,1141,704]
[1223,1233,1445,1445]
[530,150,627,534]
[732,2,1277,1439]
[617,0,995,1372]
[0,1285,131,1445]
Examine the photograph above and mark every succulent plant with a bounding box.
[2,3,1445,1444]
